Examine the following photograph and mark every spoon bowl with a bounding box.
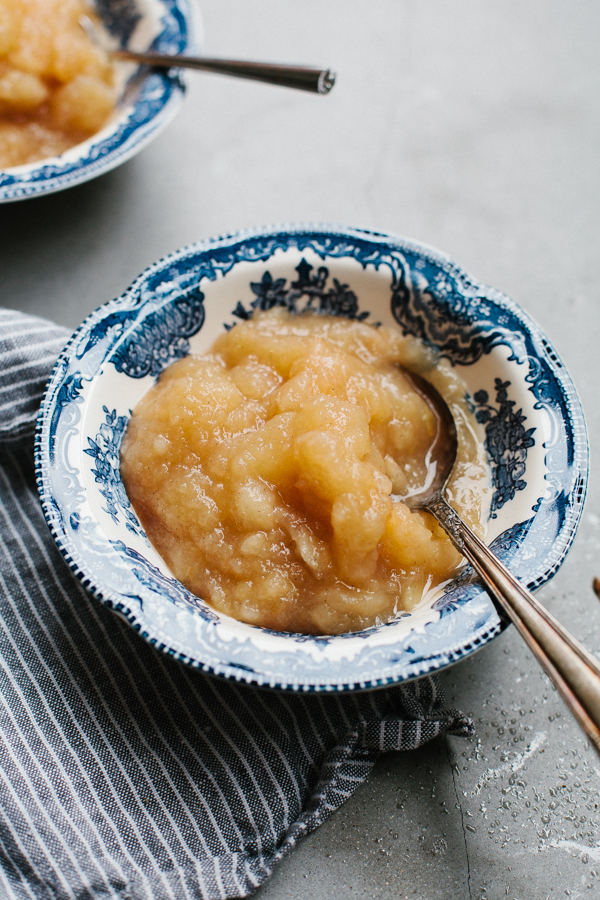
[394,367,458,507]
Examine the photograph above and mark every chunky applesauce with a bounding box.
[120,309,489,634]
[0,0,116,168]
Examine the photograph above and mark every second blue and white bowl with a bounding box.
[0,0,199,202]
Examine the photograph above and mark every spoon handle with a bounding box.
[427,493,600,756]
[111,49,336,94]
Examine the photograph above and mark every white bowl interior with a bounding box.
[80,250,549,617]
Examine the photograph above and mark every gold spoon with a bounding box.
[398,367,600,757]
[80,15,336,95]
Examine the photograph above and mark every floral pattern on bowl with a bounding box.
[0,0,198,202]
[35,225,588,690]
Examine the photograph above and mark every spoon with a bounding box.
[398,367,600,757]
[79,15,335,95]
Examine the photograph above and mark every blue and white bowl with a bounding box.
[0,0,198,202]
[35,225,588,690]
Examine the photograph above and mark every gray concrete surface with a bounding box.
[1,1,599,897]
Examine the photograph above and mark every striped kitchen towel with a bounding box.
[0,308,473,900]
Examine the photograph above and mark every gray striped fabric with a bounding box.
[0,308,474,900]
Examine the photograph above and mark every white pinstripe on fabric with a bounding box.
[0,464,182,880]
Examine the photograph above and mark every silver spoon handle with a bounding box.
[111,49,336,94]
[427,493,600,756]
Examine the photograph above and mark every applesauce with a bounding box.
[0,0,116,168]
[120,309,490,634]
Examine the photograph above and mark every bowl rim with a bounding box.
[0,0,200,203]
[34,223,589,690]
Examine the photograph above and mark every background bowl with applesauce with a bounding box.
[0,0,199,202]
[35,224,588,691]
